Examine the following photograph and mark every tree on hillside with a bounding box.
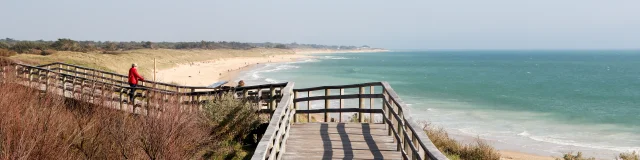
[11,41,50,53]
[51,38,80,51]
[142,41,154,49]
[104,42,117,51]
[274,44,288,49]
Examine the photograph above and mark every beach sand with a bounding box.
[156,54,309,86]
[500,150,556,160]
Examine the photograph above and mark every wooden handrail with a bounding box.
[42,62,220,90]
[292,82,382,92]
[8,63,291,115]
[251,82,295,160]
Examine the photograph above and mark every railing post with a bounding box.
[294,91,298,123]
[177,87,182,104]
[70,77,76,98]
[62,76,67,97]
[119,89,124,110]
[80,79,86,100]
[191,88,196,109]
[270,86,276,112]
[45,71,50,92]
[382,89,387,125]
[91,81,97,103]
[412,133,419,160]
[339,88,344,122]
[359,86,365,123]
[397,106,404,152]
[1,65,5,83]
[28,68,33,85]
[36,69,43,89]
[242,88,248,98]
[324,88,330,122]
[307,91,311,122]
[370,86,374,123]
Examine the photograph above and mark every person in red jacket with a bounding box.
[128,63,144,102]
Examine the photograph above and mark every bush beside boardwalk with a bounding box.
[0,81,263,159]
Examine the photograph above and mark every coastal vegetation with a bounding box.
[423,124,501,160]
[0,38,376,55]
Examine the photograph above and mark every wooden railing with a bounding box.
[288,82,448,160]
[2,62,289,115]
[39,62,220,93]
[251,82,295,160]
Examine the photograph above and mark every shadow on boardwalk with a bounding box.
[285,123,401,160]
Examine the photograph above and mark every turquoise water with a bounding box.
[237,50,640,157]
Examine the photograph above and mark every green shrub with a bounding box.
[41,49,57,55]
[0,48,17,57]
[10,41,50,53]
[51,38,80,51]
[423,124,501,160]
[200,93,264,159]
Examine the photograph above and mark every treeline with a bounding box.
[0,38,375,56]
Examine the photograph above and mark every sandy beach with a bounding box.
[156,54,309,86]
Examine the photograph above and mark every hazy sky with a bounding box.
[2,0,639,50]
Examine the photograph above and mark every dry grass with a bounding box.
[10,48,294,76]
[0,75,265,159]
[0,82,210,159]
[558,151,639,160]
[0,49,16,57]
[618,151,640,160]
[423,123,501,160]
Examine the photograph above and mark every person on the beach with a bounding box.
[128,63,144,102]
[237,80,245,87]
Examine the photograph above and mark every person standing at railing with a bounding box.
[128,63,144,103]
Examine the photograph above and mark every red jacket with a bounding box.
[128,67,144,85]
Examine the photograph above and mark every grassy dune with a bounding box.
[10,48,294,77]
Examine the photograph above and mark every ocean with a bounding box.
[236,50,640,158]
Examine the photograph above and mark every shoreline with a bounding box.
[155,54,309,86]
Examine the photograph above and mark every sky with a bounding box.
[1,0,639,50]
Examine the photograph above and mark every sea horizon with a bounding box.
[236,50,640,159]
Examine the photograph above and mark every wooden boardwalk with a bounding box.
[284,123,402,160]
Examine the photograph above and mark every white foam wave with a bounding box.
[323,56,351,60]
[264,78,279,83]
[517,131,530,136]
[525,134,640,152]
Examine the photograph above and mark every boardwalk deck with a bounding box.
[284,123,402,160]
